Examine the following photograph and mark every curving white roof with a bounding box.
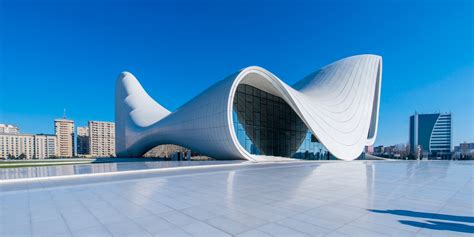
[115,54,382,161]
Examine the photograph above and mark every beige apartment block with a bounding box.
[55,119,75,157]
[0,133,57,159]
[34,134,58,159]
[0,134,34,159]
[88,121,115,157]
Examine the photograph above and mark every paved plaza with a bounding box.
[0,160,473,236]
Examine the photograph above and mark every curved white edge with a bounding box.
[366,58,382,145]
[115,54,382,161]
[115,71,171,157]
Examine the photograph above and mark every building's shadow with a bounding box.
[368,209,474,234]
[399,220,474,233]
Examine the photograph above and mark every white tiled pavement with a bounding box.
[0,160,473,236]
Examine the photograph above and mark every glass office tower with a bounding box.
[409,112,452,159]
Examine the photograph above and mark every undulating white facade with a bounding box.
[115,54,382,161]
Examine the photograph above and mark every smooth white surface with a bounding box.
[1,161,472,236]
[115,55,382,161]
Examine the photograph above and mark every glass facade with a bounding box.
[232,84,335,160]
[409,113,452,159]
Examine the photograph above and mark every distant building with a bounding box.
[0,124,19,134]
[33,134,58,159]
[393,143,408,157]
[364,145,374,154]
[454,142,474,160]
[373,145,384,155]
[77,126,90,155]
[372,143,409,159]
[409,112,452,159]
[459,142,474,150]
[55,119,75,157]
[0,133,57,159]
[383,145,395,156]
[88,121,115,157]
[0,134,34,159]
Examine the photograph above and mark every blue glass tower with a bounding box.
[409,112,452,159]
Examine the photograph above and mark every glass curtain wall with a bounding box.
[232,84,335,160]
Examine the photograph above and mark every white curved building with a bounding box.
[115,54,382,161]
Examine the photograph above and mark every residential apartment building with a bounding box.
[33,134,57,159]
[88,121,115,157]
[55,119,75,157]
[77,126,90,155]
[0,133,57,159]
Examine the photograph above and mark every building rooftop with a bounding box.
[0,160,472,236]
[54,118,74,122]
[0,124,18,127]
[0,133,56,137]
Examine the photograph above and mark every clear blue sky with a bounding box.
[0,0,473,146]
